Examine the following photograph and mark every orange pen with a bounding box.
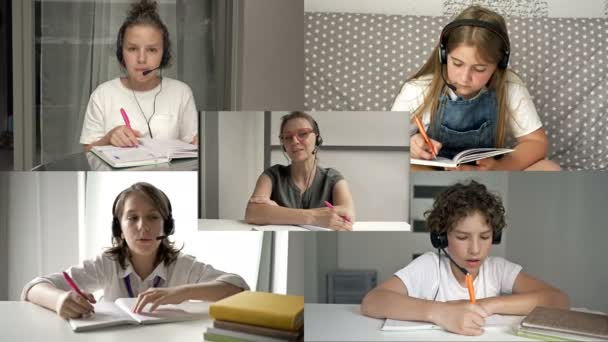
[413,115,437,159]
[465,273,477,304]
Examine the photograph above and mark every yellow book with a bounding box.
[209,291,304,331]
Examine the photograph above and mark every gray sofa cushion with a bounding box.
[305,12,608,170]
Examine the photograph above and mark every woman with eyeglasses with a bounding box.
[245,112,355,231]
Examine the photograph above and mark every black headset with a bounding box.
[111,188,175,240]
[438,19,510,70]
[116,21,172,69]
[281,119,324,153]
[430,227,502,249]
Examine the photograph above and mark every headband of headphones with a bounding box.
[111,186,175,239]
[439,18,510,69]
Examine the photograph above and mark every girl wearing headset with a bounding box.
[245,112,356,231]
[361,181,569,336]
[80,0,198,151]
[22,182,247,318]
[393,6,559,171]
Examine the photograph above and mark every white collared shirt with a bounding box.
[21,252,249,302]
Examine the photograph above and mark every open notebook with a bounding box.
[382,314,524,331]
[411,148,514,168]
[68,298,208,332]
[91,138,197,168]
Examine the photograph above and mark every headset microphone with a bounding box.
[155,235,166,240]
[440,248,468,276]
[441,65,457,92]
[142,66,161,76]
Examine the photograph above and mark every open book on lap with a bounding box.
[382,314,524,331]
[411,148,514,168]
[68,298,208,332]
[91,138,198,168]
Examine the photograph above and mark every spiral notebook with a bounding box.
[91,138,197,168]
[68,298,208,332]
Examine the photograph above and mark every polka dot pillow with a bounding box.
[305,12,608,170]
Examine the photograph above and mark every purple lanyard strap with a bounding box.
[123,274,162,298]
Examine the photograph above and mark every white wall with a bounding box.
[217,112,265,219]
[7,172,81,300]
[305,0,606,17]
[238,0,304,109]
[506,172,608,313]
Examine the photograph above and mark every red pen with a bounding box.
[324,201,352,224]
[62,271,95,303]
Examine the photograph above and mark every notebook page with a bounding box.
[68,302,135,332]
[115,298,208,325]
[138,138,197,159]
[382,314,523,331]
[94,145,162,162]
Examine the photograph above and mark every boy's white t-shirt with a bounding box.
[392,72,542,139]
[394,251,522,302]
[79,77,198,145]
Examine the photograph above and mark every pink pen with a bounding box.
[120,108,132,130]
[324,201,352,224]
[120,108,138,147]
[62,271,96,303]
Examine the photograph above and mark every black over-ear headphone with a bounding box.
[430,227,502,249]
[116,22,172,69]
[281,119,324,152]
[111,188,175,240]
[438,19,510,69]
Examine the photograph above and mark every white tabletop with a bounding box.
[199,219,411,232]
[304,304,533,341]
[0,301,212,342]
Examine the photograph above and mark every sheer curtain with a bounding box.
[37,0,217,164]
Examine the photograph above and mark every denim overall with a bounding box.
[428,88,498,160]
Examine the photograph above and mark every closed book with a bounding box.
[517,326,606,341]
[214,319,302,341]
[209,291,304,331]
[520,307,608,340]
[204,327,289,342]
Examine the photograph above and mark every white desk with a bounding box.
[304,304,532,341]
[0,301,211,342]
[199,219,411,232]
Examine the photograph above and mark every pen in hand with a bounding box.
[120,107,139,147]
[323,201,352,224]
[413,115,437,160]
[62,271,96,314]
[465,273,476,304]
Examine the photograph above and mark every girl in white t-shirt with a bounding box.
[361,181,569,336]
[23,182,248,319]
[80,0,198,151]
[393,6,559,171]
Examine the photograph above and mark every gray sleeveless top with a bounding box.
[263,164,344,209]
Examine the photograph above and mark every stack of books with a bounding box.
[516,306,608,341]
[205,291,304,342]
